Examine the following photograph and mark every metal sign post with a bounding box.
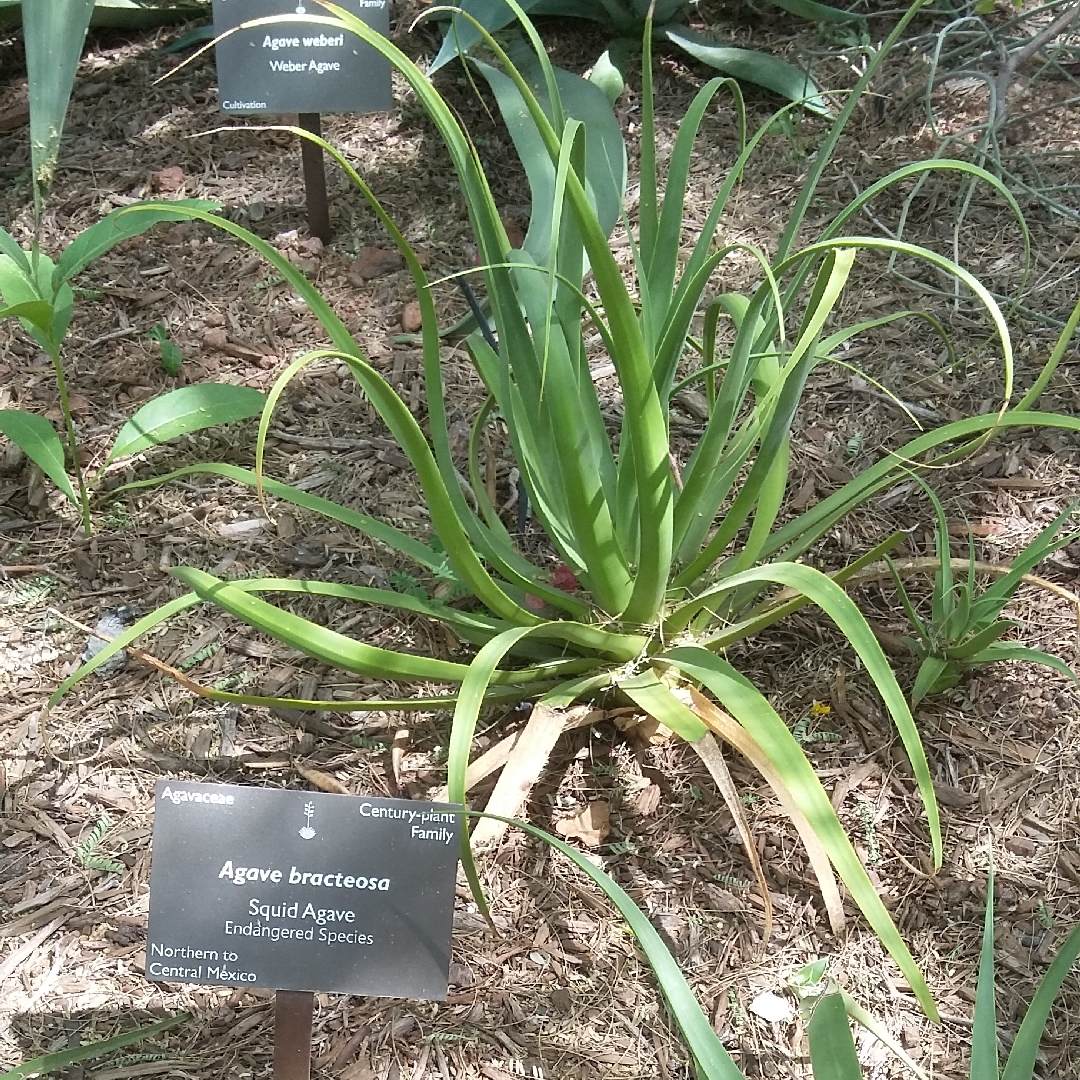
[274,990,315,1080]
[210,0,393,242]
[298,112,331,243]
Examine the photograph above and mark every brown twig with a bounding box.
[993,2,1080,127]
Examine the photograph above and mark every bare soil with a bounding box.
[2,4,1080,1079]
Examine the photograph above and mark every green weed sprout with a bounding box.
[888,485,1079,705]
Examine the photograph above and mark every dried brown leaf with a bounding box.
[294,762,349,795]
[555,801,610,847]
[631,782,662,817]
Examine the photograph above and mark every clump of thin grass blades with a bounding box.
[50,0,1080,1039]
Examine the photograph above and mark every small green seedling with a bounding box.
[889,485,1079,704]
[149,323,184,376]
[0,205,265,535]
[75,813,125,875]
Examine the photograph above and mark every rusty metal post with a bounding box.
[298,112,331,244]
[274,990,314,1079]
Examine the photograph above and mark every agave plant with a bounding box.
[430,0,862,114]
[888,484,1079,705]
[49,0,1080,1020]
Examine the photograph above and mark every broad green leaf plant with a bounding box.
[430,0,860,115]
[50,0,1080,1021]
[888,484,1080,704]
[0,204,265,534]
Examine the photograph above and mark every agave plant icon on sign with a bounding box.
[299,801,316,839]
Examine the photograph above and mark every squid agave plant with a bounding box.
[50,0,1080,1021]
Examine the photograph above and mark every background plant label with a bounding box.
[146,781,461,998]
[211,0,392,114]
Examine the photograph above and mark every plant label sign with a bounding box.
[145,781,461,999]
[211,0,392,114]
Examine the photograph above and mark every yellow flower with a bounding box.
[809,700,831,718]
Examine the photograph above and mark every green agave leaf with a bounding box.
[661,645,938,1021]
[49,594,200,704]
[943,619,1014,660]
[172,566,486,684]
[619,668,707,741]
[769,0,863,22]
[446,619,625,919]
[773,0,927,264]
[55,200,219,288]
[662,26,829,116]
[665,560,942,873]
[45,581,549,711]
[966,642,1078,683]
[24,0,96,213]
[429,0,545,71]
[473,56,627,261]
[106,384,265,462]
[0,1014,188,1080]
[476,810,747,1079]
[808,992,863,1080]
[116,460,444,571]
[170,566,597,685]
[1001,919,1080,1080]
[0,408,77,505]
[970,867,998,1080]
[978,503,1080,609]
[305,2,671,623]
[1016,296,1080,411]
[911,656,953,706]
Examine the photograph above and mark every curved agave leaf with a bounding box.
[663,26,829,116]
[171,566,597,685]
[472,56,627,261]
[911,656,954,705]
[446,620,628,918]
[428,0,545,72]
[965,642,1078,683]
[476,810,748,1079]
[808,992,863,1080]
[664,561,941,870]
[1000,918,1080,1080]
[661,645,938,1021]
[773,0,926,265]
[766,412,1080,567]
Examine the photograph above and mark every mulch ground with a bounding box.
[2,3,1080,1078]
